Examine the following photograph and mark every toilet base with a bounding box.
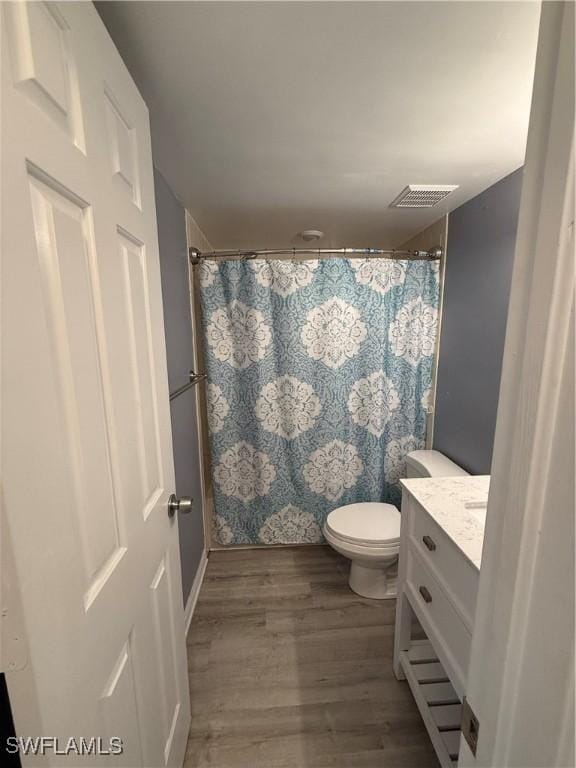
[348,561,397,600]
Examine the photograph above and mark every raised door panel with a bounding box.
[4,1,85,148]
[104,89,141,208]
[150,556,183,765]
[118,228,164,518]
[27,168,127,603]
[91,223,166,529]
[121,232,162,503]
[100,636,145,766]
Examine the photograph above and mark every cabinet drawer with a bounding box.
[407,546,471,693]
[409,502,478,629]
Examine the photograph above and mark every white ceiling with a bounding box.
[96,1,540,249]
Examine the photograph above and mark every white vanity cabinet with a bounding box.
[393,476,489,767]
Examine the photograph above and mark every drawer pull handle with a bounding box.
[419,585,432,604]
[422,535,436,552]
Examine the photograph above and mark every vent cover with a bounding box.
[390,184,459,208]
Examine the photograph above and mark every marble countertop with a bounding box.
[400,475,490,570]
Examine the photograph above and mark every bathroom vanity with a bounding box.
[393,475,489,767]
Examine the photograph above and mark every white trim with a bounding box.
[428,214,448,448]
[187,259,212,553]
[209,541,331,553]
[460,3,574,765]
[183,550,209,637]
[185,209,215,552]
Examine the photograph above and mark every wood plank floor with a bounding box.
[184,545,439,768]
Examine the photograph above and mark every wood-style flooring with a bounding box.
[185,545,439,768]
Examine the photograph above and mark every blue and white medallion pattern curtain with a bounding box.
[198,258,439,545]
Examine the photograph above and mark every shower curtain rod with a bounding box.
[189,245,443,264]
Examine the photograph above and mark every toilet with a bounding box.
[323,450,469,599]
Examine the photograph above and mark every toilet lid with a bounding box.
[325,502,400,545]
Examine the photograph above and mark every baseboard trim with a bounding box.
[183,550,208,637]
[208,542,330,552]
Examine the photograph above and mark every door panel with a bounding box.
[100,638,144,767]
[104,91,141,208]
[2,3,190,765]
[120,231,163,509]
[28,171,121,586]
[5,2,85,148]
[149,557,181,764]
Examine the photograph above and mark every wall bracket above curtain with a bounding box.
[189,245,443,264]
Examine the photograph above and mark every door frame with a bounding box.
[460,2,574,765]
[185,211,215,553]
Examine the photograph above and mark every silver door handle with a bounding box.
[168,494,193,518]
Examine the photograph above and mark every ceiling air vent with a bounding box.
[390,184,459,208]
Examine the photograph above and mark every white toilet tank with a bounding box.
[405,449,469,478]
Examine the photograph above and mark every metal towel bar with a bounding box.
[169,370,207,401]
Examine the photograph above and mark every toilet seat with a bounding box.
[325,502,400,547]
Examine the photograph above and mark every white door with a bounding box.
[1,3,190,766]
[459,2,574,766]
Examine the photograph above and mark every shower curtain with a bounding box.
[198,257,439,545]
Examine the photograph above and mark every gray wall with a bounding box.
[154,168,205,604]
[433,168,523,474]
